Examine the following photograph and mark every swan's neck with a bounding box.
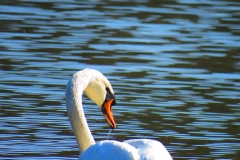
[65,74,95,153]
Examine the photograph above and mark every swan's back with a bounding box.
[79,140,140,160]
[79,139,172,160]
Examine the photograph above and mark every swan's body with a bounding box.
[65,68,172,160]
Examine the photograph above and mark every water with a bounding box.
[107,129,113,140]
[0,0,239,159]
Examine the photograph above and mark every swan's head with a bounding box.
[84,69,117,129]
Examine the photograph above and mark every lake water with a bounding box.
[0,0,239,159]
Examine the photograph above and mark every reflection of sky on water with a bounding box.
[0,0,239,159]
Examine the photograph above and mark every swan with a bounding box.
[65,68,173,160]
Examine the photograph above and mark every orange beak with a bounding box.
[102,98,116,129]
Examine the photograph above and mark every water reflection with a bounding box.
[0,0,239,159]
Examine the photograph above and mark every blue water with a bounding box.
[0,0,239,159]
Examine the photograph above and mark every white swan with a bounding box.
[65,68,173,160]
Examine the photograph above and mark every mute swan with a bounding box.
[65,68,172,160]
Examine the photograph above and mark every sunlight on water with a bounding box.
[0,0,239,159]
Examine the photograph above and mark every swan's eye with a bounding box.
[106,87,110,93]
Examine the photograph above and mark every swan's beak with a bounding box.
[102,98,116,129]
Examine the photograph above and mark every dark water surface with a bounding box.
[0,0,239,159]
